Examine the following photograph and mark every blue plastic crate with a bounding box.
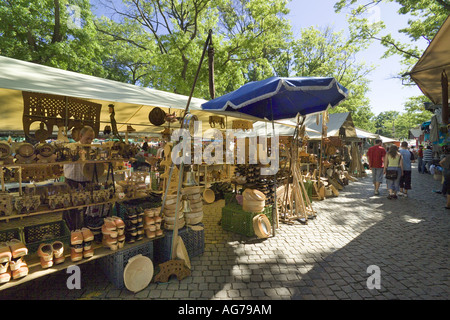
[98,241,154,289]
[153,223,205,264]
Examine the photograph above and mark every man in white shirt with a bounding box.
[63,126,95,230]
[156,141,166,159]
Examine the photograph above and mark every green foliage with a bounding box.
[334,0,450,78]
[283,26,376,130]
[373,97,433,139]
[0,0,107,76]
[0,0,407,136]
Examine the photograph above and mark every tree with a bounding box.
[373,110,399,137]
[283,26,376,130]
[334,0,450,78]
[393,96,433,139]
[0,0,107,76]
[93,0,293,98]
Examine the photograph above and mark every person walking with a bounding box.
[398,141,412,197]
[417,145,424,173]
[439,147,450,208]
[384,145,403,199]
[423,145,433,174]
[367,139,386,195]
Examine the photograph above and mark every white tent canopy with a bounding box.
[355,127,379,139]
[0,56,208,111]
[232,120,320,138]
[379,135,398,144]
[302,112,357,140]
[232,112,357,140]
[0,55,260,135]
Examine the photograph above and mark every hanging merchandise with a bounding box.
[149,107,166,126]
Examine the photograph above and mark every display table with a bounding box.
[0,235,163,291]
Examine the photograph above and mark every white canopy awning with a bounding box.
[0,55,259,135]
[379,135,398,144]
[355,128,379,139]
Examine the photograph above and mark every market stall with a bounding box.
[0,55,239,291]
[201,76,350,231]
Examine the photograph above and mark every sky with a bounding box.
[286,0,429,115]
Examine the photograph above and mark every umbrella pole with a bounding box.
[269,99,277,237]
[271,118,277,236]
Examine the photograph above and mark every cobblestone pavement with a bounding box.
[2,163,449,300]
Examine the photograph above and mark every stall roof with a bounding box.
[379,135,398,144]
[302,112,357,140]
[0,55,258,135]
[408,15,450,105]
[355,127,379,139]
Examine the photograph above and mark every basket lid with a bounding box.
[188,225,204,232]
[0,142,12,159]
[123,254,154,293]
[16,143,35,157]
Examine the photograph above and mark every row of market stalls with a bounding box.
[0,54,374,292]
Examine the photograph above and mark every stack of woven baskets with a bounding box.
[242,189,266,213]
[163,195,185,230]
[184,187,203,225]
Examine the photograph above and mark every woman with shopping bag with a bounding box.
[383,145,404,199]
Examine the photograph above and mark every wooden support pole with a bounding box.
[442,70,448,125]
